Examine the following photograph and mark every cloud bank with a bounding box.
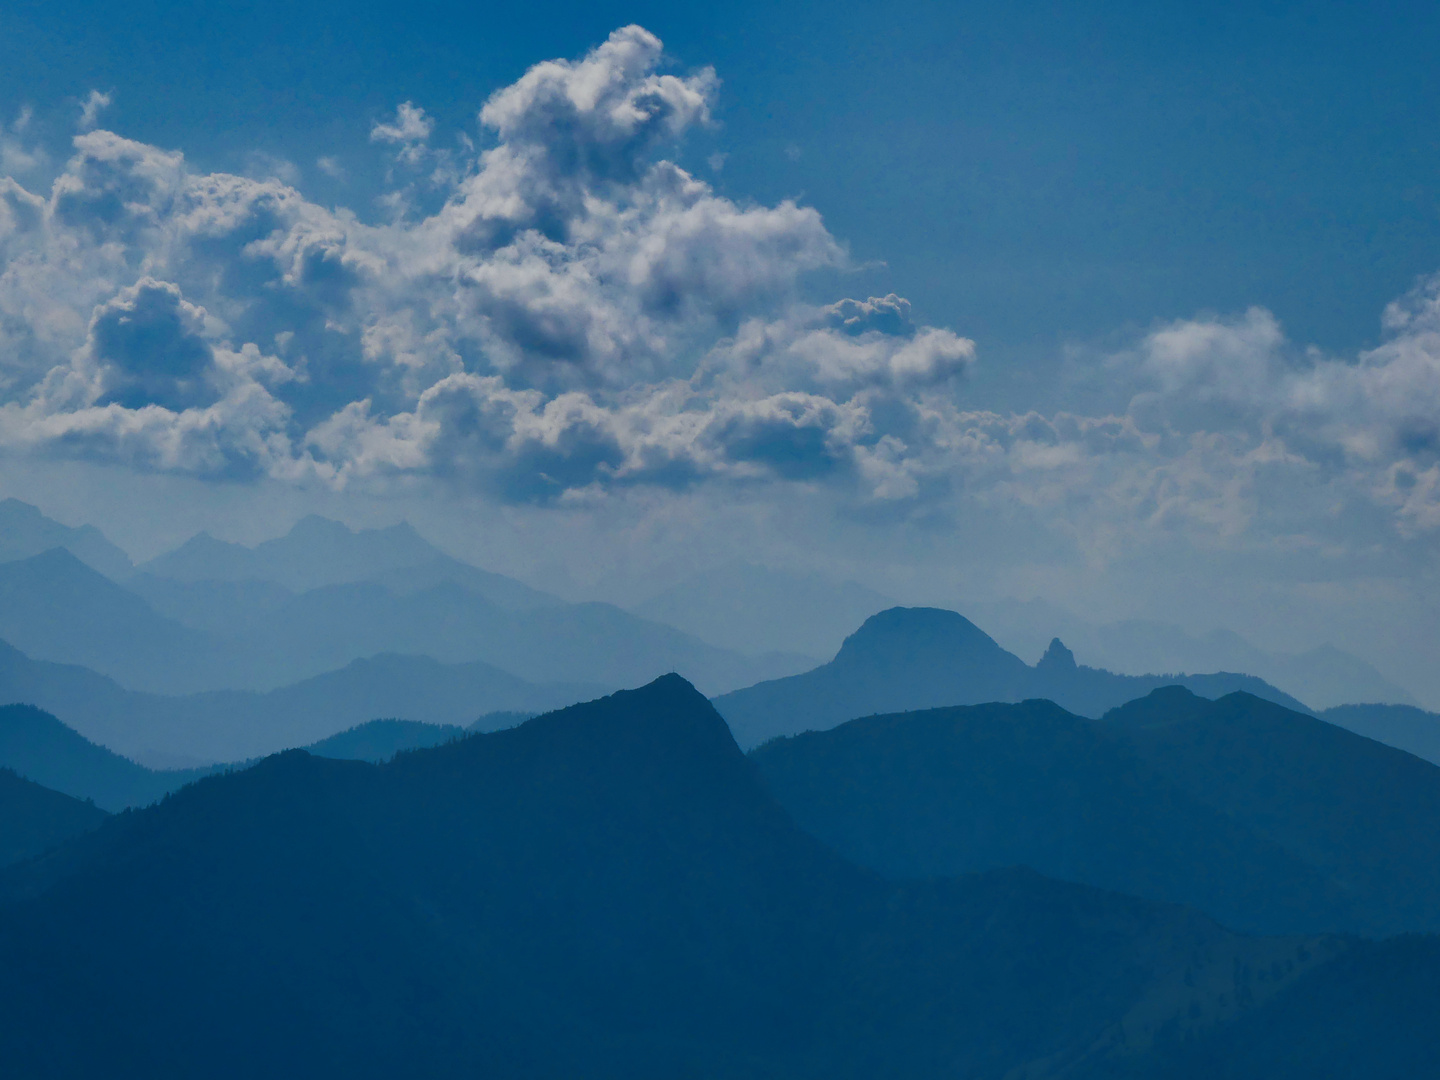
[2,25,1439,560]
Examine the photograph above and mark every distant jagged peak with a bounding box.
[0,498,135,580]
[0,497,45,523]
[283,513,423,542]
[1037,637,1078,672]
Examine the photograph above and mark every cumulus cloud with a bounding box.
[0,27,938,504]
[1,24,1438,556]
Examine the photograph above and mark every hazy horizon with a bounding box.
[4,10,1439,701]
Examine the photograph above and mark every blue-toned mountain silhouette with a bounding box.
[5,674,1431,1079]
[0,766,108,867]
[0,498,134,580]
[0,702,215,810]
[0,702,531,810]
[1,541,810,697]
[714,607,1311,747]
[1319,702,1440,766]
[753,686,1440,937]
[0,638,597,765]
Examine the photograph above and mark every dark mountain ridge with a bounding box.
[1319,702,1440,766]
[752,686,1440,938]
[0,675,1384,1079]
[715,607,1312,747]
[0,767,108,868]
[0,703,503,811]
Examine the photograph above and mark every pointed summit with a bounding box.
[0,499,134,580]
[1037,638,1077,672]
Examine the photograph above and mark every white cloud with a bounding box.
[370,102,434,166]
[1,23,1439,560]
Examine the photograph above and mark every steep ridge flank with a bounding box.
[1102,687,1440,937]
[0,675,1352,1079]
[751,700,1358,936]
[0,703,214,811]
[1321,702,1440,766]
[0,498,134,580]
[714,607,1310,748]
[0,549,224,693]
[304,719,466,762]
[0,768,107,867]
[754,687,1440,938]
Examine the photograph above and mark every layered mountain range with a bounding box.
[713,607,1316,747]
[4,497,1440,1077]
[754,686,1440,937]
[2,675,1437,1079]
[0,502,814,700]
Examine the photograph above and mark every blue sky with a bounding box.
[2,2,1439,701]
[6,0,1439,371]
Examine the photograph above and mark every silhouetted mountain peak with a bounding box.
[833,607,1019,670]
[0,500,134,580]
[520,673,737,760]
[3,547,132,595]
[1104,685,1213,728]
[1037,637,1077,672]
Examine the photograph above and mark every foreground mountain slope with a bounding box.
[0,676,1355,1079]
[1089,935,1440,1080]
[0,768,107,867]
[754,688,1440,937]
[1104,687,1440,937]
[715,608,1309,747]
[751,700,1356,936]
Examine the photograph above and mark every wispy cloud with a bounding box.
[78,90,112,130]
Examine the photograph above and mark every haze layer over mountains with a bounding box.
[5,498,1440,1076]
[3,497,1436,768]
